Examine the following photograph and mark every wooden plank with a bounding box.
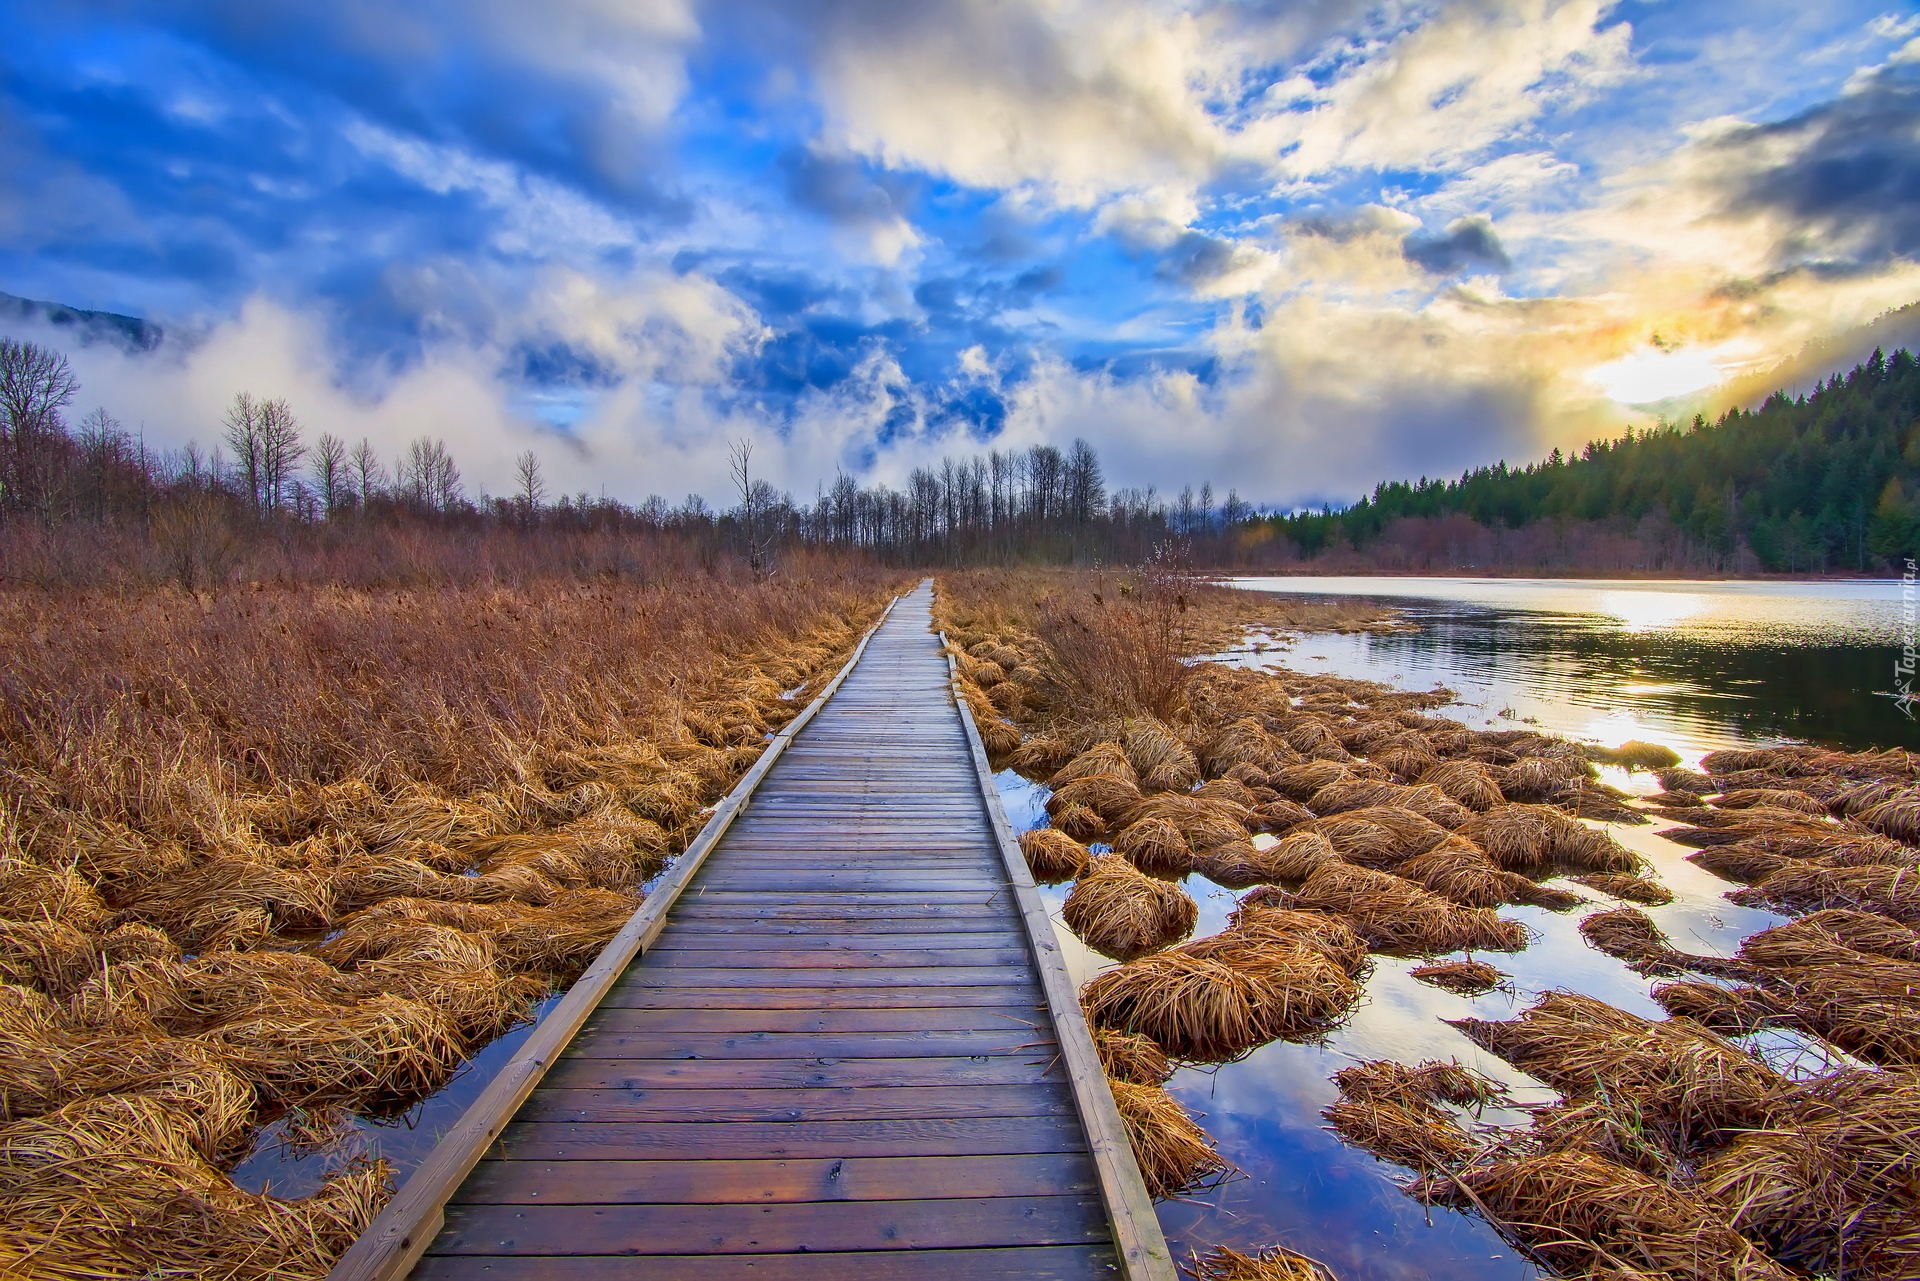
[538,1054,1060,1091]
[453,1152,1097,1205]
[594,985,1043,1009]
[559,1030,1053,1060]
[515,1084,1077,1124]
[581,1005,1046,1035]
[651,930,1025,949]
[326,594,904,1281]
[611,965,1030,988]
[430,1195,1109,1255]
[495,1114,1085,1160]
[413,1245,1121,1280]
[642,947,1032,969]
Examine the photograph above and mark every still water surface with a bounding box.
[997,576,1905,1278]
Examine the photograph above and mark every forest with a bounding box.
[1276,347,1920,575]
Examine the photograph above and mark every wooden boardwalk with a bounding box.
[335,582,1171,1281]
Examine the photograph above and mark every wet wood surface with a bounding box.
[406,581,1168,1278]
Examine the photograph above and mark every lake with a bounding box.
[999,575,1908,1279]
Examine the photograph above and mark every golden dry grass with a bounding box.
[1189,1243,1340,1281]
[1108,1076,1230,1198]
[0,564,896,1278]
[1061,856,1199,960]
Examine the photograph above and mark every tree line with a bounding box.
[1272,347,1920,574]
[0,334,1268,578]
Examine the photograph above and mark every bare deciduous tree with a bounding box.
[514,449,546,526]
[0,337,79,517]
[222,392,264,513]
[402,437,462,512]
[349,438,386,508]
[259,397,305,512]
[312,433,348,518]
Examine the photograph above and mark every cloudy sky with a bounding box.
[3,0,1917,506]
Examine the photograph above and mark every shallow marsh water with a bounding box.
[997,575,1907,1278]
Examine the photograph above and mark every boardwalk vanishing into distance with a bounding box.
[333,581,1173,1281]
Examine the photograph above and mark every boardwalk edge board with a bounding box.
[327,591,905,1281]
[938,622,1179,1281]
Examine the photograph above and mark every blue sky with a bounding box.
[2,0,1917,505]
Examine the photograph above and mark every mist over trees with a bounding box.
[3,329,1916,584]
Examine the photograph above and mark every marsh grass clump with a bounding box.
[1112,817,1194,877]
[1108,1077,1230,1198]
[1305,807,1450,868]
[1586,740,1683,770]
[1409,958,1508,995]
[1322,1059,1500,1175]
[1082,935,1360,1061]
[1020,827,1093,884]
[1092,1026,1174,1085]
[1450,991,1783,1149]
[1571,872,1674,905]
[1280,862,1529,955]
[1418,760,1506,811]
[1420,1150,1797,1281]
[1062,856,1198,960]
[1189,1244,1339,1281]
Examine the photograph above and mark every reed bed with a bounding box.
[0,564,894,1278]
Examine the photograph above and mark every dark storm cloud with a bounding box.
[1706,60,1920,268]
[1403,217,1511,275]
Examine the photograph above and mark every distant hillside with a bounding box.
[1273,347,1920,575]
[0,291,162,351]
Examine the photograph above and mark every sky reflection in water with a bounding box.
[998,577,1909,1278]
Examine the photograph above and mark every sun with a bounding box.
[1585,344,1732,405]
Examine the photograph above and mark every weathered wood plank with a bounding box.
[514,1084,1076,1124]
[430,1195,1110,1255]
[538,1053,1060,1092]
[559,1030,1054,1060]
[581,1005,1046,1035]
[452,1152,1097,1206]
[413,1244,1120,1279]
[494,1114,1086,1160]
[593,984,1044,1009]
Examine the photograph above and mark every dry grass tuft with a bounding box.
[1278,862,1529,955]
[1450,991,1783,1150]
[1305,807,1450,868]
[1189,1244,1339,1281]
[1570,872,1674,905]
[1083,938,1360,1061]
[1113,816,1195,877]
[1062,856,1198,960]
[1048,772,1144,825]
[1409,958,1508,995]
[1020,827,1093,884]
[1586,740,1683,770]
[1125,719,1202,793]
[1421,1150,1796,1281]
[1049,742,1138,789]
[1418,760,1506,811]
[1108,1077,1230,1198]
[1092,1026,1174,1085]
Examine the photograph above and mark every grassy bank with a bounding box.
[0,557,900,1278]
